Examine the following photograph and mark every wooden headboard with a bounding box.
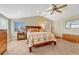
[26,26,43,32]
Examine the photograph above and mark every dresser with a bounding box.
[63,34,79,43]
[17,32,26,40]
[0,30,7,55]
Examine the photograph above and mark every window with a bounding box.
[66,20,79,28]
[15,22,27,32]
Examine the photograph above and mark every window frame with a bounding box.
[65,19,79,29]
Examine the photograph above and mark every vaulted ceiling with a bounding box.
[0,4,79,21]
[42,4,79,21]
[0,4,49,18]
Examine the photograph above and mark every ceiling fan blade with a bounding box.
[52,4,57,9]
[57,4,67,9]
[47,4,56,12]
[56,9,62,13]
[50,10,54,15]
[47,9,52,12]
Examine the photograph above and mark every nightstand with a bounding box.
[17,32,26,40]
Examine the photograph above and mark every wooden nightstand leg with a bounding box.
[29,47,32,52]
[54,41,56,45]
[52,41,56,45]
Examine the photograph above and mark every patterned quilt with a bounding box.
[27,32,56,47]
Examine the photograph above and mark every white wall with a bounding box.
[42,4,79,37]
[53,15,79,37]
[0,14,8,29]
[10,19,17,40]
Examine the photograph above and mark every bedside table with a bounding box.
[17,32,26,40]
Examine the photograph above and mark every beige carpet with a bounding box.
[4,39,79,55]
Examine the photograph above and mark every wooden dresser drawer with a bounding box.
[0,40,7,48]
[0,45,7,54]
[0,34,7,40]
[0,30,7,55]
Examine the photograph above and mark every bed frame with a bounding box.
[29,41,56,52]
[26,26,56,52]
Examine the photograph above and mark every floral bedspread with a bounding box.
[27,32,56,47]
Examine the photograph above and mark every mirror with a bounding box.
[66,20,79,28]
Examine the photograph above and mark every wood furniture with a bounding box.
[26,26,43,39]
[26,26,43,32]
[63,34,79,43]
[29,41,56,52]
[17,32,26,40]
[0,30,7,55]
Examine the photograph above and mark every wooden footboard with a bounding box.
[29,41,56,52]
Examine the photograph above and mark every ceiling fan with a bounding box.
[47,4,67,15]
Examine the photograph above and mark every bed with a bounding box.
[27,32,56,52]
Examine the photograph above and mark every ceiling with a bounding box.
[0,4,49,18]
[0,4,79,21]
[42,4,79,21]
